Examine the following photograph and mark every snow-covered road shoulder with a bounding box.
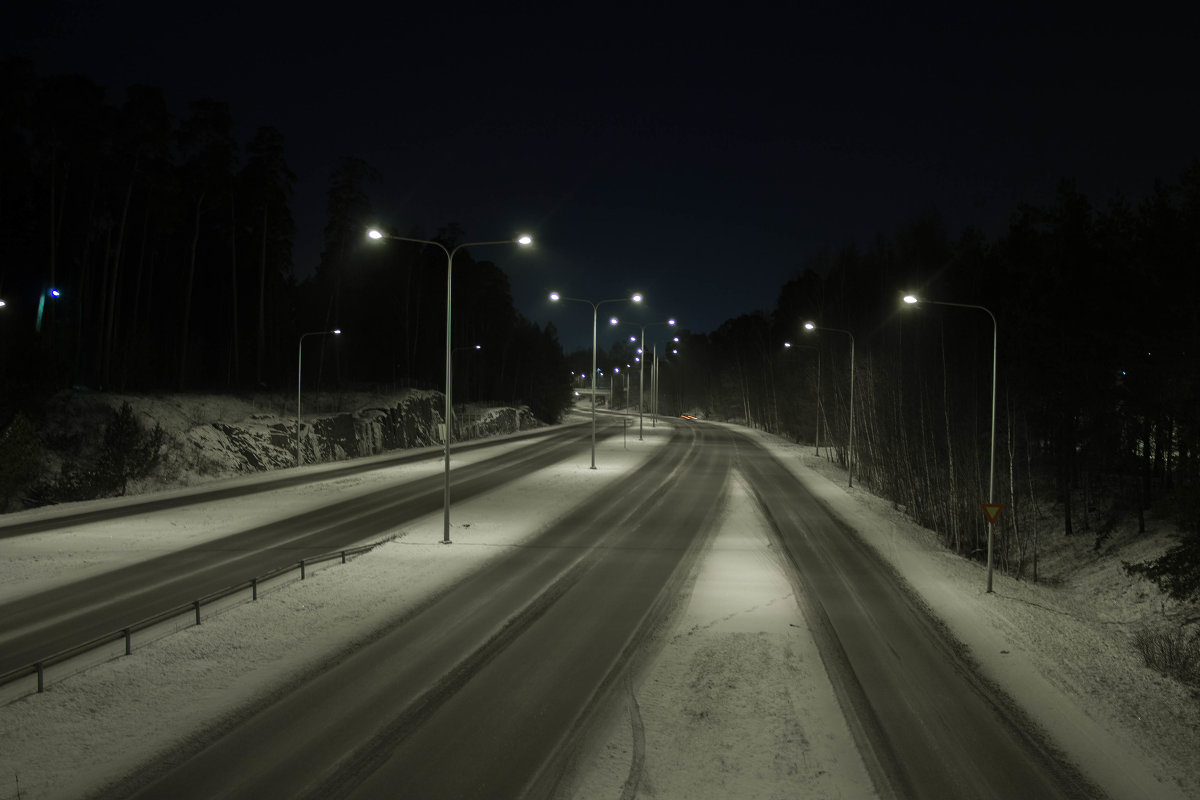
[759,432,1199,800]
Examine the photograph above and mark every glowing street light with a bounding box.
[550,291,643,468]
[368,227,532,543]
[612,317,675,439]
[35,287,62,333]
[804,321,855,487]
[296,329,342,467]
[903,292,999,592]
[784,341,823,456]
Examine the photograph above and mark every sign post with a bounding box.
[982,503,1004,590]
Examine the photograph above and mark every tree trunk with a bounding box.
[228,195,239,385]
[103,172,135,388]
[256,204,267,385]
[942,329,959,553]
[119,201,152,391]
[179,193,204,390]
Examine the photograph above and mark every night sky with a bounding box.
[6,3,1198,351]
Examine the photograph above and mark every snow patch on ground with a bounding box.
[0,426,668,800]
[563,473,876,799]
[754,431,1200,800]
[1,416,1197,800]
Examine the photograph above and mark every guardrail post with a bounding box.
[252,577,258,601]
[194,600,201,625]
[341,550,347,564]
[36,663,44,693]
[301,559,306,580]
[124,628,132,656]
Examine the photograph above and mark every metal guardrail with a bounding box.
[0,540,385,705]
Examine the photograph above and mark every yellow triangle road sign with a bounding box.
[982,503,1004,524]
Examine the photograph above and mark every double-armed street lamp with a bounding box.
[903,293,999,593]
[368,228,532,544]
[804,322,856,487]
[296,329,342,466]
[550,291,643,468]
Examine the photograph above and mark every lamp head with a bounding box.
[610,317,618,325]
[903,294,919,304]
[804,321,816,331]
[367,229,383,240]
[631,293,643,303]
[667,318,676,326]
[516,234,533,245]
[549,292,561,302]
[784,341,792,348]
[332,329,342,335]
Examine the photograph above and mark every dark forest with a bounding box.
[2,60,1198,599]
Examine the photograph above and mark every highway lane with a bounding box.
[0,423,607,675]
[734,434,1099,800]
[0,422,581,539]
[18,417,1103,799]
[110,421,731,799]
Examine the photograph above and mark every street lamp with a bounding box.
[296,329,342,466]
[35,287,61,333]
[804,321,855,488]
[903,293,999,592]
[612,318,675,439]
[550,291,643,468]
[452,345,483,419]
[649,337,680,424]
[784,341,822,456]
[368,228,532,544]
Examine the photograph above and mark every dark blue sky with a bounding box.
[7,2,1198,351]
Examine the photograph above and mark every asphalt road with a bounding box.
[113,420,729,799]
[9,418,1101,799]
[0,423,602,675]
[0,424,576,539]
[733,436,1098,800]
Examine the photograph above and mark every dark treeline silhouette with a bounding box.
[640,172,1200,598]
[0,60,572,424]
[4,61,1197,596]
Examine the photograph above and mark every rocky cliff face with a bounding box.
[29,390,543,501]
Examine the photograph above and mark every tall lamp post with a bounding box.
[613,318,674,440]
[784,341,822,455]
[368,228,532,544]
[296,329,342,466]
[650,338,679,424]
[903,293,999,593]
[804,322,855,487]
[550,291,643,468]
[452,344,483,414]
[35,287,61,333]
